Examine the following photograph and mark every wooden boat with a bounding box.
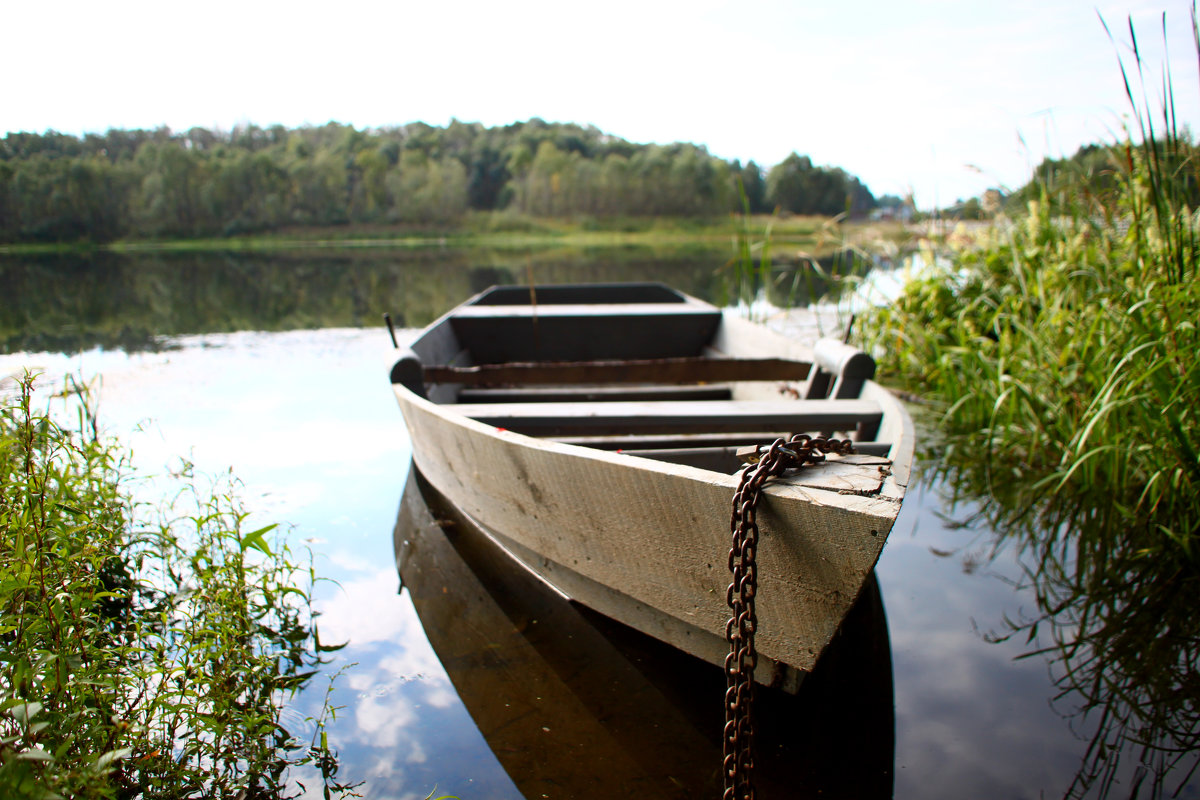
[389,282,913,684]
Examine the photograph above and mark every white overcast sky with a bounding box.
[4,0,1197,208]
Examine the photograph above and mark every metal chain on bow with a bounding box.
[724,434,855,800]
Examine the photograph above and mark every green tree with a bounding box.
[737,160,768,213]
[207,151,290,234]
[352,147,390,220]
[134,142,210,236]
[0,121,879,242]
[288,148,348,225]
[766,152,874,217]
[386,151,468,223]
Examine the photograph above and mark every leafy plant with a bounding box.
[0,373,356,798]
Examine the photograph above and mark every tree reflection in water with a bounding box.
[0,248,732,355]
[0,246,854,356]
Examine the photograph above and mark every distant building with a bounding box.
[869,205,915,222]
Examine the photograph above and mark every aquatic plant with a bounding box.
[924,447,1200,798]
[0,374,356,798]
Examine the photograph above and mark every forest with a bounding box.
[0,119,878,244]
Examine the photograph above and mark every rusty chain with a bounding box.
[724,433,855,800]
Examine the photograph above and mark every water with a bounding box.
[2,248,1195,799]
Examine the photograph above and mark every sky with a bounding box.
[5,0,1197,208]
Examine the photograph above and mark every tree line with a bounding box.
[0,120,877,243]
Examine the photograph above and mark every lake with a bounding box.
[2,247,1195,799]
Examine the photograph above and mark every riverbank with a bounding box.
[0,212,910,259]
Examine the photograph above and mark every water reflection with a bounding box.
[394,465,895,799]
[0,246,858,355]
[0,248,722,354]
[294,531,517,800]
[924,453,1200,798]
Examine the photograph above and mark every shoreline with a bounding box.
[0,214,910,257]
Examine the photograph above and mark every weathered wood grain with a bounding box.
[395,387,901,672]
[447,398,883,437]
[550,434,895,458]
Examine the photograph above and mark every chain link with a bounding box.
[724,434,855,800]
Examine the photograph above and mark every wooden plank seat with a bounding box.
[448,303,725,363]
[447,398,883,438]
[448,302,717,319]
[466,283,693,306]
[424,356,813,386]
[552,431,794,449]
[457,384,733,403]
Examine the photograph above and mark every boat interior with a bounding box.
[393,283,895,474]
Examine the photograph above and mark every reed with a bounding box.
[858,12,1200,793]
[0,374,357,798]
[720,179,775,317]
[860,11,1199,574]
[720,178,880,322]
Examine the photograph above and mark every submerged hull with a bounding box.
[390,283,912,677]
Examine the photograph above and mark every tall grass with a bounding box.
[862,13,1199,572]
[720,178,881,322]
[721,180,776,318]
[858,9,1199,796]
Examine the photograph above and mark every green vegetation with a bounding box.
[861,27,1198,568]
[1002,143,1119,215]
[95,210,844,252]
[859,13,1198,795]
[0,119,879,245]
[0,374,354,798]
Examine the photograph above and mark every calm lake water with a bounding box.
[2,248,1195,799]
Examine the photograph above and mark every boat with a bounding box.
[389,281,913,684]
